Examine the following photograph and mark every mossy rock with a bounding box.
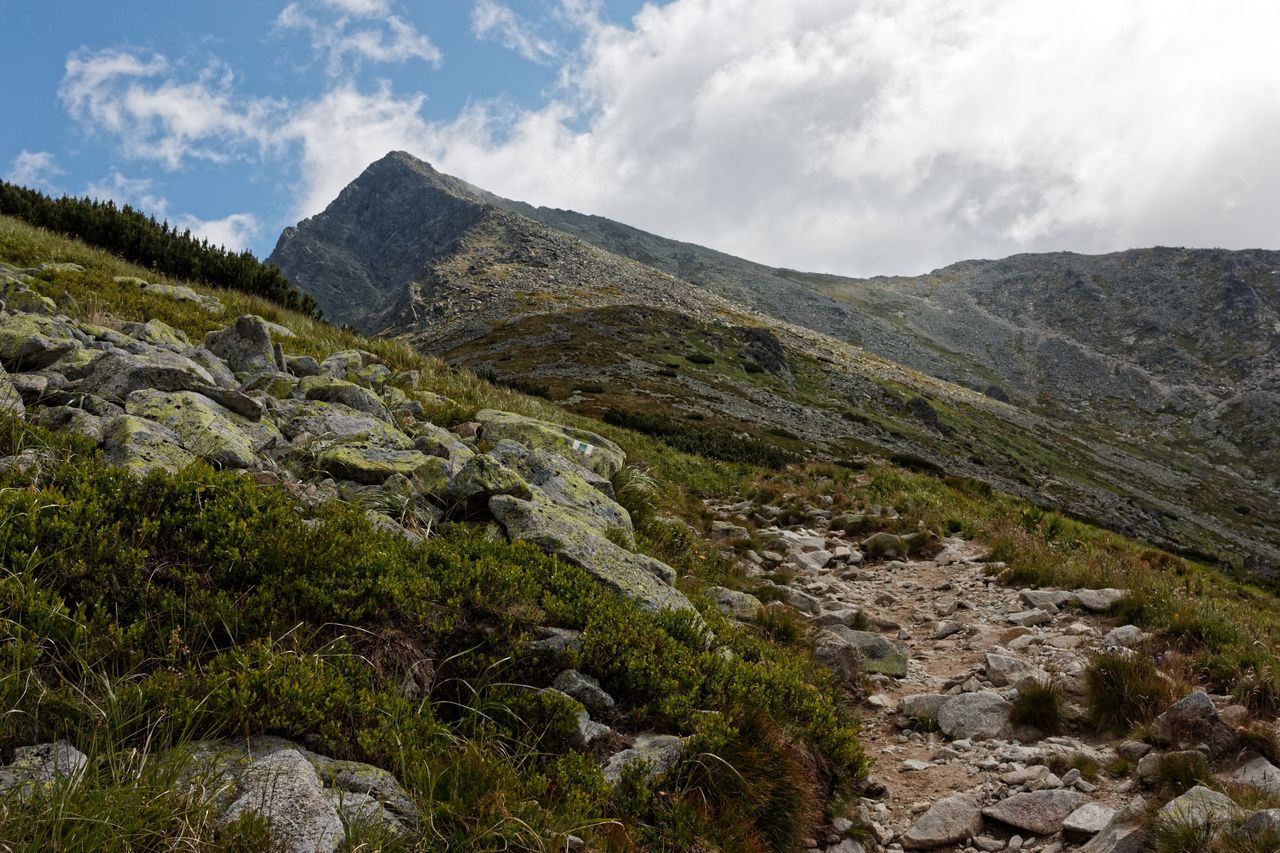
[473,409,625,478]
[121,318,190,349]
[126,389,281,470]
[300,376,388,419]
[411,422,473,463]
[0,363,24,417]
[314,442,442,485]
[0,312,82,371]
[242,371,299,400]
[490,439,633,546]
[489,493,695,616]
[445,454,532,510]
[0,283,57,315]
[100,414,197,476]
[137,281,225,315]
[276,399,411,449]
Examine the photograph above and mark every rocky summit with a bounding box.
[269,152,1280,581]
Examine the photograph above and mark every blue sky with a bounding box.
[4,1,1279,275]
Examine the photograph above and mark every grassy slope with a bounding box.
[2,216,1280,847]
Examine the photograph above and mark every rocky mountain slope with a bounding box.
[6,215,1280,852]
[268,153,1280,579]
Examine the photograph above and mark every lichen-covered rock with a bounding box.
[75,348,263,420]
[315,442,444,485]
[286,354,323,377]
[412,421,474,462]
[301,376,388,419]
[446,453,533,508]
[489,439,631,543]
[101,414,196,476]
[0,281,57,314]
[30,405,104,441]
[277,399,411,448]
[217,749,344,853]
[474,409,625,478]
[601,734,684,785]
[490,493,695,614]
[321,350,364,379]
[204,314,277,374]
[126,389,281,470]
[121,318,189,349]
[0,362,24,416]
[707,585,764,620]
[0,312,82,370]
[127,279,225,315]
[0,741,88,800]
[1156,785,1239,832]
[1233,757,1280,796]
[242,371,299,399]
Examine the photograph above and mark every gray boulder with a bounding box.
[490,439,631,542]
[1063,803,1117,840]
[490,493,695,615]
[0,312,82,370]
[1070,588,1126,612]
[0,362,23,416]
[553,670,615,718]
[982,790,1090,835]
[1233,756,1280,796]
[1149,691,1237,756]
[938,692,1011,740]
[0,741,88,800]
[474,409,625,478]
[707,586,764,620]
[204,315,277,374]
[1156,785,1239,831]
[1237,809,1280,841]
[276,399,410,448]
[601,734,684,785]
[900,693,950,722]
[985,653,1047,688]
[101,414,197,476]
[820,626,909,677]
[900,791,983,849]
[301,376,388,419]
[217,749,344,853]
[1078,797,1147,853]
[125,389,280,470]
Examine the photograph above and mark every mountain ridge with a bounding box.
[267,151,1280,578]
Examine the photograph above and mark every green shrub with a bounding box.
[1085,653,1175,732]
[602,407,798,468]
[1152,750,1212,796]
[1010,681,1067,734]
[685,353,715,365]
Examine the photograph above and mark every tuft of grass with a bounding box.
[755,604,808,646]
[1240,724,1280,765]
[1010,680,1067,734]
[1152,751,1213,797]
[1085,653,1175,732]
[1045,751,1100,781]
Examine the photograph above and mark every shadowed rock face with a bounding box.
[267,152,1280,578]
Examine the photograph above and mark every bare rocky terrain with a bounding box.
[268,152,1280,580]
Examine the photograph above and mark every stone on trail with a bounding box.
[708,585,764,620]
[1070,588,1126,612]
[982,790,1090,835]
[984,652,1047,688]
[820,626,909,677]
[900,693,950,722]
[900,790,983,849]
[937,692,1011,741]
[1063,803,1118,840]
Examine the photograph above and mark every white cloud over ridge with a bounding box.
[56,0,1280,274]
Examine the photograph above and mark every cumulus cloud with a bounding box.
[84,171,171,216]
[275,1,441,75]
[56,1,1280,273]
[6,151,64,189]
[176,211,262,249]
[472,0,557,64]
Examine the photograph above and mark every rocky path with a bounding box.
[705,500,1280,852]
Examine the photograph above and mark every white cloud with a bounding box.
[84,171,170,217]
[56,2,1280,274]
[472,0,557,64]
[176,211,262,249]
[6,151,64,189]
[275,2,441,75]
[424,0,1280,274]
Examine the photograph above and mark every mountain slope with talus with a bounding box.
[268,151,1280,579]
